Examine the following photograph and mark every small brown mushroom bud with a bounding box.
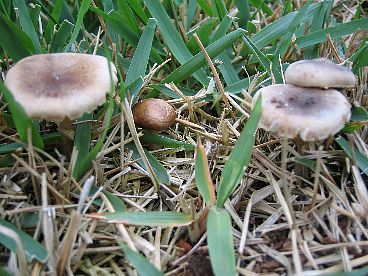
[132,99,176,132]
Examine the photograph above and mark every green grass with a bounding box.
[0,0,367,275]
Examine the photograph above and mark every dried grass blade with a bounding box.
[195,141,216,205]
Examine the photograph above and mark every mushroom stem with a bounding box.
[58,118,75,156]
[295,135,308,181]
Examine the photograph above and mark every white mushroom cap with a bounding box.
[285,58,356,88]
[253,84,351,141]
[4,53,117,121]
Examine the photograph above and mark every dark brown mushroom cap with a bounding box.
[4,53,117,120]
[252,84,351,141]
[132,99,176,132]
[285,58,356,88]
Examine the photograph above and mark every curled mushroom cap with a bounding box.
[4,53,117,120]
[285,58,356,88]
[253,84,351,141]
[132,99,176,132]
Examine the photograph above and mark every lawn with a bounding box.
[0,0,368,275]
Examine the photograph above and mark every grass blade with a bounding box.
[63,0,91,51]
[50,19,74,52]
[73,58,115,180]
[92,211,193,226]
[140,132,195,150]
[207,207,236,276]
[125,18,157,86]
[0,13,34,61]
[126,0,148,24]
[73,113,93,179]
[295,17,368,49]
[0,81,43,148]
[241,35,282,82]
[145,0,208,85]
[118,241,163,276]
[44,0,63,43]
[162,29,245,84]
[195,142,216,205]
[116,0,140,33]
[90,186,126,212]
[336,136,368,176]
[216,95,261,208]
[13,0,43,53]
[272,0,311,60]
[0,218,48,263]
[126,142,170,185]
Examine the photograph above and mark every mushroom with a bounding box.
[4,53,117,121]
[252,84,351,141]
[284,58,356,88]
[132,99,176,132]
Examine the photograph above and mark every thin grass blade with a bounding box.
[162,29,245,84]
[140,132,195,150]
[92,211,193,226]
[63,0,91,51]
[195,142,216,205]
[13,0,43,53]
[216,95,261,208]
[0,218,48,263]
[207,207,236,276]
[0,13,34,61]
[296,17,368,49]
[126,142,170,185]
[145,0,208,84]
[118,241,163,276]
[125,18,157,86]
[0,81,43,148]
[336,136,368,176]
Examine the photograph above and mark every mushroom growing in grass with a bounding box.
[4,53,117,153]
[253,83,352,193]
[253,84,351,141]
[132,98,176,132]
[4,53,117,121]
[285,58,356,88]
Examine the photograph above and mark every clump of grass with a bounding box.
[0,0,368,275]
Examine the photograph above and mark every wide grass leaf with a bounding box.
[0,218,48,263]
[0,81,43,148]
[0,13,34,61]
[125,18,157,86]
[350,107,368,121]
[94,211,193,226]
[118,241,163,276]
[145,0,208,85]
[140,132,195,150]
[73,60,115,180]
[195,142,216,205]
[89,186,126,212]
[126,142,170,185]
[162,29,245,84]
[207,207,236,276]
[44,0,63,43]
[13,0,43,53]
[50,19,74,52]
[64,0,91,51]
[272,0,311,60]
[216,95,261,208]
[241,35,282,83]
[336,136,368,176]
[126,0,148,24]
[296,17,368,49]
[116,0,140,33]
[73,113,93,181]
